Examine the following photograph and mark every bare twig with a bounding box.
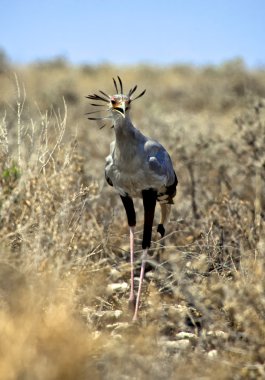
[14,73,26,167]
[39,98,67,173]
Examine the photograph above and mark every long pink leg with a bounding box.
[129,226,135,304]
[132,249,148,321]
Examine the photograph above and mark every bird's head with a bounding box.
[109,94,131,119]
[86,76,146,128]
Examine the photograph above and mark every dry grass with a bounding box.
[0,59,264,379]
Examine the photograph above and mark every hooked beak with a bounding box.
[113,101,126,118]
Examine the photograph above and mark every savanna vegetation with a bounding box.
[0,51,264,379]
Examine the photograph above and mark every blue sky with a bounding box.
[0,0,264,67]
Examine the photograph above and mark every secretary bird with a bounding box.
[86,77,178,321]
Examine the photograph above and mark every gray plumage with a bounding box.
[87,78,178,320]
[105,116,176,198]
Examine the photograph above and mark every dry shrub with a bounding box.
[0,268,103,380]
[0,62,264,379]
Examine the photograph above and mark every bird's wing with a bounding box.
[105,141,115,187]
[144,139,176,187]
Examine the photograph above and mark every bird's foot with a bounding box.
[128,295,136,312]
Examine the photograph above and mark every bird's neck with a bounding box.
[113,114,136,143]
[113,115,140,161]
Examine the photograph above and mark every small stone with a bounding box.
[114,310,123,318]
[92,310,123,324]
[159,339,191,354]
[215,330,229,339]
[207,330,229,340]
[107,282,129,295]
[208,349,218,358]
[175,332,197,340]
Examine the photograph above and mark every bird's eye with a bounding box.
[111,99,115,104]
